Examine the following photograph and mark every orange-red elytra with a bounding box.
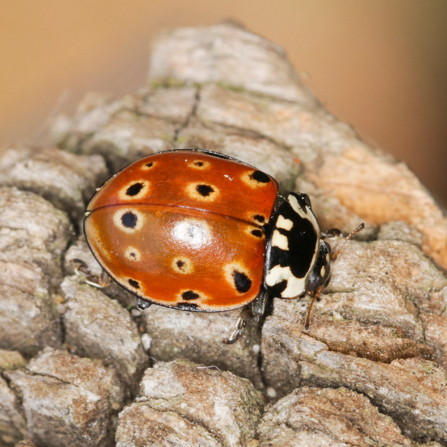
[84,150,278,312]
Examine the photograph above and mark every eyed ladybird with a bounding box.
[84,149,363,342]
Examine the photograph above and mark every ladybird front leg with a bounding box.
[251,288,269,320]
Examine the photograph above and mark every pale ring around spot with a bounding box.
[113,208,144,233]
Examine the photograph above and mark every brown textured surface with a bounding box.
[0,187,71,357]
[14,441,36,447]
[0,146,108,224]
[117,359,264,447]
[141,305,264,389]
[60,277,147,391]
[6,348,123,447]
[0,376,29,446]
[0,21,446,446]
[258,387,413,446]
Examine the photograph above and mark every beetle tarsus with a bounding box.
[223,316,246,344]
[71,259,110,289]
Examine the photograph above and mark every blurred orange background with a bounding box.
[1,1,446,207]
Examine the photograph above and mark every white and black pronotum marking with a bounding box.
[264,192,320,298]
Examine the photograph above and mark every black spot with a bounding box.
[232,270,252,293]
[128,279,140,289]
[129,252,136,258]
[145,162,154,168]
[126,182,144,196]
[182,291,200,300]
[253,214,265,223]
[251,229,263,238]
[176,260,185,268]
[175,302,200,311]
[251,170,271,183]
[196,184,214,197]
[121,212,138,228]
[269,279,288,297]
[194,161,204,167]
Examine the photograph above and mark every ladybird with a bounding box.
[83,149,363,343]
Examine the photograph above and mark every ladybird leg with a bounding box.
[321,228,343,239]
[223,289,269,344]
[223,314,246,345]
[251,288,269,320]
[135,298,152,311]
[84,273,110,289]
[304,285,323,331]
[71,258,90,276]
[71,258,111,289]
[98,271,111,288]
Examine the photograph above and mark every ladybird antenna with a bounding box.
[305,286,323,331]
[332,223,365,261]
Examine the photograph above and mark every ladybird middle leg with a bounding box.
[251,288,269,320]
[222,289,269,344]
[222,313,247,345]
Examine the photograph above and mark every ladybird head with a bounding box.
[307,223,365,293]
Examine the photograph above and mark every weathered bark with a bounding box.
[60,277,147,392]
[0,20,445,446]
[116,359,263,447]
[6,348,124,447]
